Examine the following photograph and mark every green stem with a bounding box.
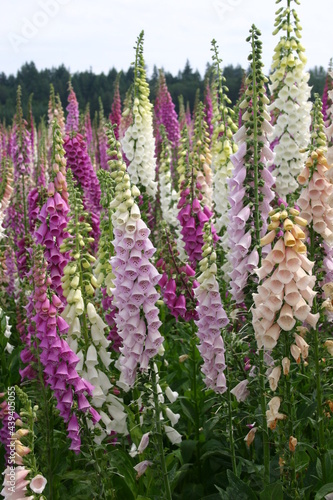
[83,419,108,499]
[226,363,237,475]
[251,29,269,485]
[189,134,195,211]
[190,325,202,482]
[313,320,327,481]
[283,330,297,493]
[108,205,114,245]
[286,0,291,41]
[212,42,227,139]
[309,224,327,482]
[36,345,54,498]
[259,348,270,484]
[251,46,261,265]
[191,333,200,445]
[133,31,144,101]
[151,367,172,500]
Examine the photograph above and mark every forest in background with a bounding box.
[0,60,328,124]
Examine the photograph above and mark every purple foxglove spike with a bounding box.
[65,85,79,134]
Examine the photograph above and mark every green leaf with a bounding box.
[238,457,263,475]
[111,474,135,500]
[298,442,319,462]
[180,439,197,463]
[314,483,333,500]
[201,439,225,454]
[182,482,205,499]
[61,471,92,482]
[297,402,317,420]
[203,417,219,437]
[202,397,216,413]
[226,470,258,500]
[202,494,223,500]
[325,453,333,481]
[259,482,283,500]
[317,458,323,480]
[295,450,310,474]
[0,315,6,331]
[108,449,137,496]
[171,464,192,490]
[180,399,196,424]
[215,485,229,500]
[200,439,232,468]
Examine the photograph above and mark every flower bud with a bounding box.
[282,357,290,375]
[294,216,308,227]
[289,436,297,452]
[260,230,276,247]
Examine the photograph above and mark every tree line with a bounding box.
[0,60,327,125]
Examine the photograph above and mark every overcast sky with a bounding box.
[2,0,332,78]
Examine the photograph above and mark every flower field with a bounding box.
[1,1,333,498]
